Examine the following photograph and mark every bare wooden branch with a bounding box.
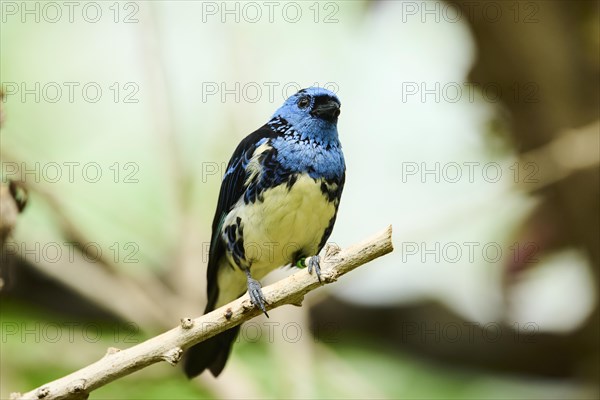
[14,226,393,400]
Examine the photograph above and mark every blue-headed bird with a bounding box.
[183,87,345,378]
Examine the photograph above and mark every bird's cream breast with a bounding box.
[224,175,335,279]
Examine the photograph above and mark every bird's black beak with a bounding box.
[311,99,341,123]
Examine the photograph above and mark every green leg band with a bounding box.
[295,257,307,269]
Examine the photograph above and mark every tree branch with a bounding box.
[13,226,394,400]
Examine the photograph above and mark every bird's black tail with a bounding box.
[183,325,240,378]
[184,253,241,378]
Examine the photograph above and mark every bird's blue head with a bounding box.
[270,87,341,145]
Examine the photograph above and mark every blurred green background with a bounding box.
[1,1,599,399]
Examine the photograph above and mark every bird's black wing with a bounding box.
[204,124,276,313]
[317,171,346,252]
[184,125,277,379]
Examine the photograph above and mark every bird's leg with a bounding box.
[244,268,269,317]
[295,256,322,283]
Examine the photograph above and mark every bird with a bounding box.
[183,86,345,378]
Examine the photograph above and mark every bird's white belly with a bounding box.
[232,174,334,273]
[215,175,335,306]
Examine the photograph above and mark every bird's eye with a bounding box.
[297,97,310,109]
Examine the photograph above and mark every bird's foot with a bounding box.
[245,271,269,317]
[296,256,322,283]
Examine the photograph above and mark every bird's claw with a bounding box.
[247,277,269,317]
[307,255,322,283]
[296,256,322,283]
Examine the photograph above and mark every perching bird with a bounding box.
[183,87,345,378]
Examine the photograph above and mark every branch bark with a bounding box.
[13,226,394,400]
